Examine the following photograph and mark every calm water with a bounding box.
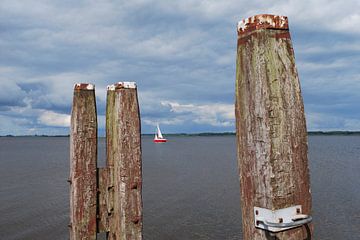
[0,135,359,239]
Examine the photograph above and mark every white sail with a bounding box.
[157,124,163,139]
[153,124,167,142]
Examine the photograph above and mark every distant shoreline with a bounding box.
[1,131,360,137]
[307,131,360,135]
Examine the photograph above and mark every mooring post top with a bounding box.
[74,83,95,90]
[107,82,137,90]
[237,14,288,35]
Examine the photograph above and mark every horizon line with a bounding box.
[1,130,360,137]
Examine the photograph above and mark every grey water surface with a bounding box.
[0,135,359,239]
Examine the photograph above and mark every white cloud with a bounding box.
[216,51,235,66]
[38,110,70,127]
[298,59,349,71]
[0,67,28,107]
[298,42,360,55]
[161,101,234,127]
[130,30,208,60]
[306,111,360,131]
[344,118,360,130]
[0,115,32,135]
[300,73,360,97]
[150,0,360,34]
[0,81,25,106]
[267,0,360,34]
[143,118,184,126]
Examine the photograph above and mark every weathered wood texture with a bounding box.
[70,83,98,240]
[235,15,313,240]
[106,83,142,240]
[98,167,110,233]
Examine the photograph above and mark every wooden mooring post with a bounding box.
[106,82,142,239]
[70,83,98,239]
[70,82,142,240]
[235,15,313,239]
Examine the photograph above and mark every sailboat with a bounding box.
[153,124,167,143]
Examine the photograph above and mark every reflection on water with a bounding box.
[0,135,359,239]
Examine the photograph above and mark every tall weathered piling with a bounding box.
[106,82,142,240]
[235,15,313,239]
[70,83,98,240]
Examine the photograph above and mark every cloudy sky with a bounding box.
[0,0,359,135]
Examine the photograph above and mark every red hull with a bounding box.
[153,139,167,143]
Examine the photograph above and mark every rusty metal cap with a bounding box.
[107,82,137,90]
[238,14,288,35]
[74,83,95,90]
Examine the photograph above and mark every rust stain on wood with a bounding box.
[238,31,291,46]
[70,84,98,240]
[235,14,313,240]
[238,14,289,36]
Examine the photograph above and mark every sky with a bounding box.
[0,0,359,135]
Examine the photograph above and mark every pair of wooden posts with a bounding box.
[69,14,312,240]
[70,82,142,239]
